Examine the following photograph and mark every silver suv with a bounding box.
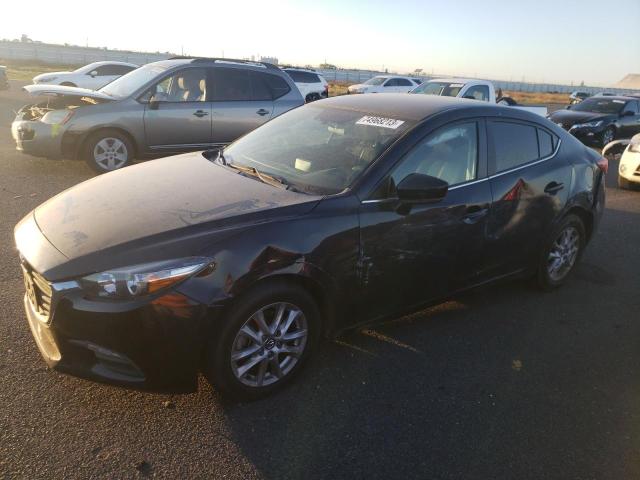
[12,58,304,172]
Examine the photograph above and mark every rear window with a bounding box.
[262,73,291,99]
[285,70,321,83]
[491,122,540,173]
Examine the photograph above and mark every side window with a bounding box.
[111,65,136,75]
[395,78,413,87]
[491,122,539,172]
[284,70,304,82]
[262,73,291,99]
[212,68,252,101]
[93,65,117,76]
[250,71,275,101]
[538,129,555,157]
[147,68,207,103]
[627,101,640,114]
[389,122,478,190]
[384,79,396,87]
[464,85,490,101]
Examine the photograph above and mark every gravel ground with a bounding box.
[0,82,639,479]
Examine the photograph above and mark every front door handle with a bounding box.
[256,109,270,116]
[193,110,209,118]
[544,181,564,195]
[462,205,489,224]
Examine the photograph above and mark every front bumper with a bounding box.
[565,125,608,146]
[619,149,640,183]
[11,119,66,159]
[22,268,221,393]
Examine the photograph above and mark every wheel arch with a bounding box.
[76,126,139,160]
[563,205,594,241]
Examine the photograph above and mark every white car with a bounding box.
[347,75,421,94]
[32,61,139,90]
[614,135,640,189]
[282,68,328,102]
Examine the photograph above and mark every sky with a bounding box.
[1,0,638,86]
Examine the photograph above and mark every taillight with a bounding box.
[596,157,608,174]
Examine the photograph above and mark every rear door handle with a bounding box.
[544,181,564,195]
[462,205,489,224]
[256,109,270,116]
[193,110,209,118]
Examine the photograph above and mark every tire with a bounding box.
[81,129,134,174]
[203,281,321,401]
[536,214,586,290]
[305,93,320,103]
[618,175,632,190]
[60,82,76,87]
[600,127,615,148]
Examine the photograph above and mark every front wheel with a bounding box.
[537,215,586,290]
[204,282,321,400]
[618,175,632,190]
[600,127,615,147]
[81,129,134,173]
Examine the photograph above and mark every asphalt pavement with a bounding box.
[0,83,638,479]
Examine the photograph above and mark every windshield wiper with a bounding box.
[226,162,291,190]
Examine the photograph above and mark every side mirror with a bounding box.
[89,70,98,77]
[396,173,448,203]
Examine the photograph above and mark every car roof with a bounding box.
[87,61,139,67]
[587,95,635,101]
[162,57,281,72]
[317,93,506,122]
[429,78,483,84]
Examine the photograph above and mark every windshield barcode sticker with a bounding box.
[356,116,405,129]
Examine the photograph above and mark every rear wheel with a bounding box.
[305,93,320,103]
[537,214,585,290]
[204,282,321,400]
[81,129,134,174]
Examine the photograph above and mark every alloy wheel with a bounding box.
[602,128,614,146]
[230,302,308,388]
[547,226,580,281]
[93,137,128,170]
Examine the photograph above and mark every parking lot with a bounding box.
[0,82,639,479]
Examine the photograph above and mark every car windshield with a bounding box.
[220,104,414,195]
[99,63,169,98]
[411,81,463,97]
[571,98,626,114]
[364,77,387,86]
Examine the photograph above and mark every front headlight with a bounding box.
[573,120,604,129]
[41,110,74,125]
[79,257,214,299]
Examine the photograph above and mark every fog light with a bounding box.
[620,164,627,173]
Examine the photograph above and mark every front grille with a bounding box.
[21,261,52,320]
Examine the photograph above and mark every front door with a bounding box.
[619,100,640,138]
[484,120,572,278]
[143,67,212,152]
[211,68,274,145]
[358,120,491,321]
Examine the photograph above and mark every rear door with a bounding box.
[211,68,276,144]
[484,120,570,278]
[142,67,212,152]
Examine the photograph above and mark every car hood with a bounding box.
[31,153,321,275]
[33,71,72,80]
[548,109,614,126]
[23,84,115,102]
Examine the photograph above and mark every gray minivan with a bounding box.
[12,58,304,172]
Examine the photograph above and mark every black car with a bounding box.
[549,96,640,147]
[15,94,607,400]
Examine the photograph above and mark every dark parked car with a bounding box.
[15,94,607,400]
[549,96,640,147]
